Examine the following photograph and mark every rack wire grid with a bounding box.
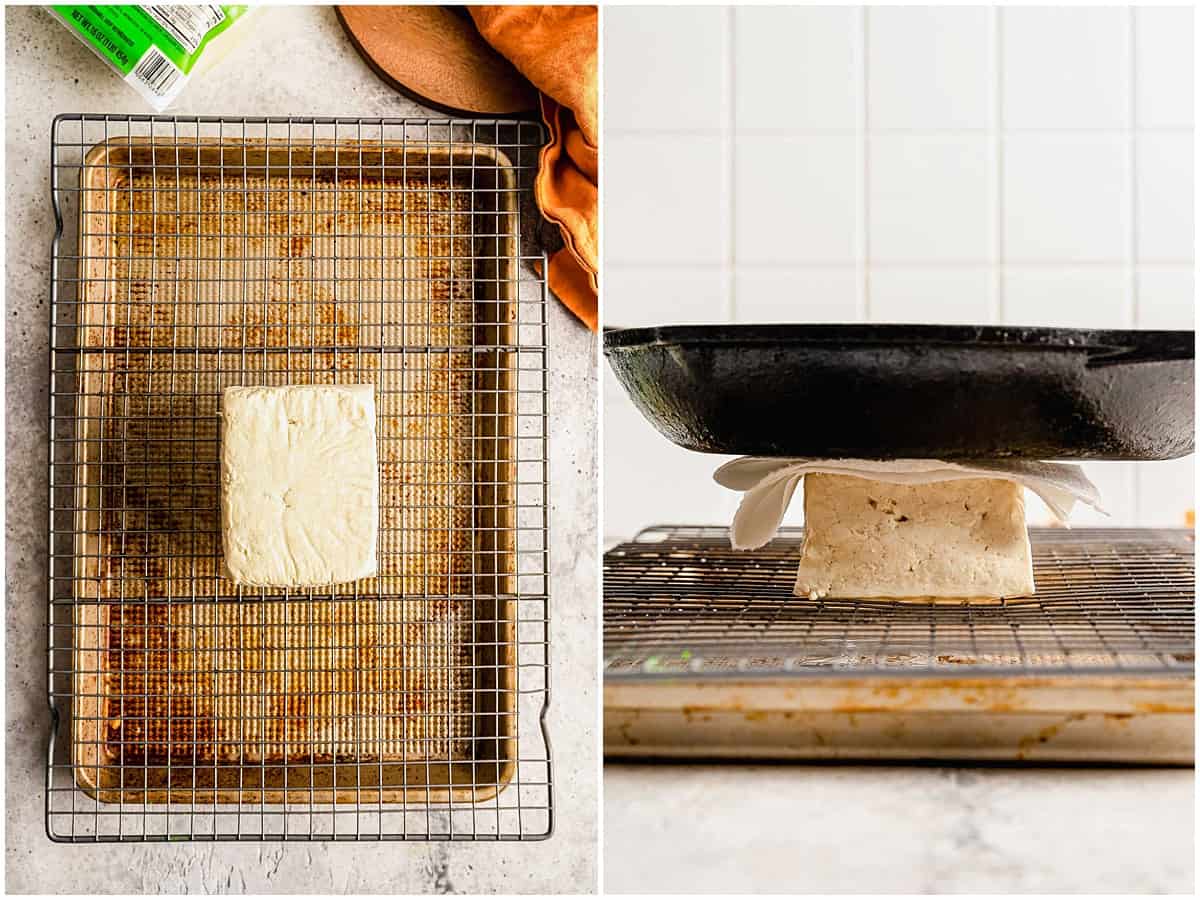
[605,526,1195,680]
[47,115,552,841]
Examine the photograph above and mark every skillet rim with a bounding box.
[603,323,1195,358]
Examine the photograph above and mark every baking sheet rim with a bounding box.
[67,135,523,805]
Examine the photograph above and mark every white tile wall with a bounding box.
[1137,133,1195,261]
[604,6,1195,537]
[606,134,727,264]
[736,5,860,131]
[736,135,861,263]
[1004,267,1133,329]
[1002,134,1131,264]
[1136,267,1196,328]
[606,266,728,327]
[1134,6,1194,129]
[868,6,994,131]
[605,5,728,132]
[869,135,994,262]
[869,268,995,325]
[1002,7,1131,130]
[734,268,859,324]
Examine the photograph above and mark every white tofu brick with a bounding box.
[795,474,1035,602]
[221,385,379,588]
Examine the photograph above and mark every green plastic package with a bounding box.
[48,5,250,109]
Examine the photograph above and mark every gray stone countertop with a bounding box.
[604,762,1193,894]
[5,6,597,893]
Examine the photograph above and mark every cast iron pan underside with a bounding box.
[604,325,1195,460]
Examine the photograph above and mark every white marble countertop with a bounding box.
[5,6,596,893]
[604,762,1193,893]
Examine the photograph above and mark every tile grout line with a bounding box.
[859,6,870,321]
[993,6,1005,325]
[725,5,737,322]
[1129,7,1142,523]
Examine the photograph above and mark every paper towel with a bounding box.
[714,457,1105,550]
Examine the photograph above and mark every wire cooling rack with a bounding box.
[605,526,1195,679]
[47,115,551,841]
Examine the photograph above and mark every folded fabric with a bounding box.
[470,5,598,331]
[713,457,1106,551]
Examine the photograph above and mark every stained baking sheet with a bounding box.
[604,526,1194,762]
[67,138,518,804]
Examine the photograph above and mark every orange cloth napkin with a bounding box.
[469,5,598,331]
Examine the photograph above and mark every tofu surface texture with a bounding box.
[221,384,379,588]
[795,474,1034,601]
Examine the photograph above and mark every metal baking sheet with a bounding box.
[64,135,520,808]
[604,526,1194,763]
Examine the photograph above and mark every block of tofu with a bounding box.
[794,474,1034,601]
[221,384,379,588]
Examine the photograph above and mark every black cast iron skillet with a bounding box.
[604,324,1195,460]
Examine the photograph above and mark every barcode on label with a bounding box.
[132,47,183,98]
[142,4,225,54]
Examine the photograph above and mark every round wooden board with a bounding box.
[336,5,537,118]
